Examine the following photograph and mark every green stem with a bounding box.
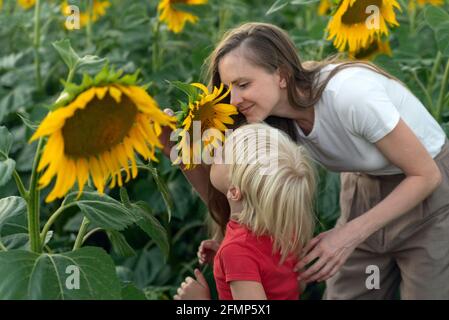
[13,170,29,200]
[411,70,433,112]
[73,217,90,251]
[408,3,416,36]
[152,20,161,73]
[82,227,103,245]
[317,29,328,60]
[436,58,449,122]
[33,0,42,92]
[86,0,93,47]
[0,240,7,252]
[28,137,44,253]
[40,202,77,244]
[428,51,443,98]
[66,66,76,84]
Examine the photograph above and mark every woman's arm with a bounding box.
[180,164,210,204]
[296,119,442,283]
[230,281,267,300]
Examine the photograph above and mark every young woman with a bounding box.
[174,123,316,300]
[163,22,449,299]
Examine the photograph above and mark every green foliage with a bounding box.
[0,0,448,300]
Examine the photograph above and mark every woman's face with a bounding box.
[218,47,286,123]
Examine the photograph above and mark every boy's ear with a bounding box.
[227,186,242,201]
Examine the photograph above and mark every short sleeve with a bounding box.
[334,72,400,143]
[219,243,262,283]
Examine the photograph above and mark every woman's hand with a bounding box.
[173,269,211,300]
[294,224,363,283]
[197,239,221,265]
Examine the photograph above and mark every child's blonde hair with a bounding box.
[224,122,316,262]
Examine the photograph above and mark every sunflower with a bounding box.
[349,38,392,60]
[175,83,238,169]
[327,0,401,52]
[61,0,110,30]
[409,0,443,10]
[157,0,208,33]
[416,0,443,5]
[29,67,176,202]
[18,0,35,10]
[318,0,332,16]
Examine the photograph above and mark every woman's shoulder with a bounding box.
[322,63,387,99]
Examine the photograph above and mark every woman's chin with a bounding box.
[244,114,263,123]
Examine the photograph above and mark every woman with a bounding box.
[162,22,449,299]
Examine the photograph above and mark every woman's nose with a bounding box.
[230,90,243,106]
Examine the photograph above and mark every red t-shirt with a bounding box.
[213,220,300,300]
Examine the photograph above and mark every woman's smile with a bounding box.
[238,104,254,115]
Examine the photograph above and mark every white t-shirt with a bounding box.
[294,64,446,175]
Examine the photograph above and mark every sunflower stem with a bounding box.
[86,0,94,48]
[33,0,42,92]
[410,70,433,112]
[317,29,328,60]
[435,57,449,122]
[81,227,103,245]
[408,2,416,36]
[40,202,77,244]
[152,19,161,72]
[0,240,7,252]
[66,67,76,84]
[13,170,29,201]
[428,51,443,99]
[73,216,90,251]
[28,137,44,253]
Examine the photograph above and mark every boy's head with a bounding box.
[210,122,316,260]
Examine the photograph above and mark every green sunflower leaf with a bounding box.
[121,283,147,300]
[266,0,288,15]
[77,55,108,74]
[0,126,13,159]
[119,187,170,260]
[64,191,137,231]
[52,39,80,71]
[167,80,200,104]
[106,230,136,258]
[435,22,449,57]
[0,247,122,299]
[131,201,170,261]
[0,196,27,236]
[425,5,449,31]
[0,159,15,188]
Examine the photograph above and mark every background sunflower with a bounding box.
[326,0,401,53]
[157,0,208,33]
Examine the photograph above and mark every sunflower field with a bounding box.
[0,0,448,300]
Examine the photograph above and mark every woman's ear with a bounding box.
[277,67,287,89]
[227,186,242,201]
[280,78,287,89]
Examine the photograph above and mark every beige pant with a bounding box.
[325,140,449,300]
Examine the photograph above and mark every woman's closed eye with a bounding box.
[238,82,249,89]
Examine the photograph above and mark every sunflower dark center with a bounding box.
[341,0,383,25]
[62,93,138,158]
[355,41,379,58]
